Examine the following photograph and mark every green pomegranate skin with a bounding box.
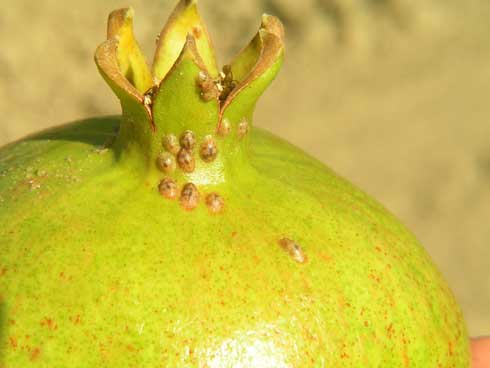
[0,117,468,367]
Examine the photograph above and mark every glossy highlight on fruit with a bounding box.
[0,0,469,366]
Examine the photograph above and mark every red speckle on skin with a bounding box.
[9,336,18,350]
[403,350,410,367]
[368,272,381,283]
[318,252,332,262]
[340,352,349,359]
[375,246,382,252]
[386,323,394,339]
[30,347,41,361]
[8,319,15,326]
[448,341,454,356]
[0,267,7,276]
[40,317,57,331]
[231,231,237,238]
[71,314,81,325]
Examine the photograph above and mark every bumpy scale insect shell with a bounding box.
[205,192,224,213]
[199,136,218,163]
[180,183,200,210]
[158,178,178,199]
[176,148,195,173]
[179,130,197,150]
[162,134,180,155]
[156,152,176,173]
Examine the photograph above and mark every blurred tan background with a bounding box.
[1,0,489,336]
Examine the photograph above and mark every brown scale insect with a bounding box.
[278,238,307,264]
[217,118,231,137]
[237,118,249,139]
[199,135,218,163]
[218,64,237,102]
[179,130,196,150]
[143,85,158,107]
[205,192,224,214]
[156,152,176,173]
[197,71,220,101]
[176,148,195,173]
[180,183,200,210]
[158,178,178,199]
[162,134,180,155]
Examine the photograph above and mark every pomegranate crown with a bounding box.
[95,0,284,138]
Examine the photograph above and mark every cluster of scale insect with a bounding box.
[157,129,223,213]
[154,67,251,213]
[197,65,237,103]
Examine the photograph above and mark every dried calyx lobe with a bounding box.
[94,0,285,171]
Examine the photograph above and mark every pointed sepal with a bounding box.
[152,0,218,82]
[94,8,153,123]
[95,8,156,165]
[107,8,154,93]
[218,15,284,131]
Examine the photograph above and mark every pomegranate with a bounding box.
[0,0,469,366]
